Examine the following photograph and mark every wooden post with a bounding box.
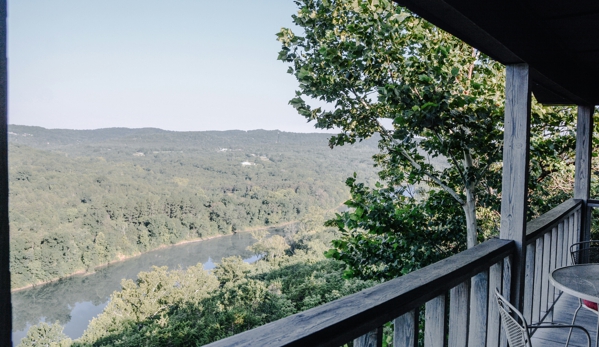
[499,64,531,311]
[574,105,593,245]
[0,0,9,346]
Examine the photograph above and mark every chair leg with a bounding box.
[595,313,599,347]
[568,299,584,347]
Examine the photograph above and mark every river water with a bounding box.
[12,228,283,345]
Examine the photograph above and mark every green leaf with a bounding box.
[421,102,437,110]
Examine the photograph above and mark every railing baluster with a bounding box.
[425,295,446,347]
[568,215,573,265]
[568,211,580,256]
[449,281,470,346]
[558,221,565,268]
[354,327,382,347]
[541,231,551,314]
[533,237,543,322]
[500,255,512,347]
[487,261,503,347]
[549,226,558,307]
[523,242,535,322]
[576,210,580,247]
[469,271,489,346]
[566,213,573,265]
[394,310,417,347]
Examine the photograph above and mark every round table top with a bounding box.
[550,264,599,303]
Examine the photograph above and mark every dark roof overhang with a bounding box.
[394,0,599,106]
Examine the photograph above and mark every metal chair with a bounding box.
[568,241,599,346]
[495,288,590,347]
[571,241,599,265]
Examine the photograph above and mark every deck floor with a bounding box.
[531,293,598,347]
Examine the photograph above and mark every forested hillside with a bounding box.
[18,216,376,347]
[8,125,378,289]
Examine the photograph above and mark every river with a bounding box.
[11,228,284,345]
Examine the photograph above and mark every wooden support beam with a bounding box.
[499,64,531,311]
[0,1,9,346]
[574,105,594,244]
[574,105,593,200]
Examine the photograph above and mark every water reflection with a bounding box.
[12,229,281,344]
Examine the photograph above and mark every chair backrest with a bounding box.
[495,288,532,347]
[570,240,599,264]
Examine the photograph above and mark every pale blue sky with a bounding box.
[7,0,325,132]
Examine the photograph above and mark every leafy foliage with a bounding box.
[23,219,375,347]
[278,0,580,279]
[325,176,465,280]
[19,321,72,347]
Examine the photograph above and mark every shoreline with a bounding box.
[10,221,296,293]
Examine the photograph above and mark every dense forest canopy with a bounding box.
[8,125,379,289]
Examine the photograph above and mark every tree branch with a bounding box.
[348,89,465,206]
[431,128,466,184]
[375,122,466,206]
[474,140,502,187]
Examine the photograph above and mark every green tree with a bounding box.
[213,256,252,287]
[248,234,290,261]
[278,0,577,277]
[18,321,72,347]
[278,0,506,248]
[77,264,219,344]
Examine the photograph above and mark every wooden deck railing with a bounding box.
[203,198,583,347]
[522,198,582,326]
[205,238,514,347]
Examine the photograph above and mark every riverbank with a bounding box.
[11,221,296,293]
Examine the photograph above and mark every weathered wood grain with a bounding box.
[533,237,544,322]
[541,231,552,314]
[580,206,591,248]
[526,199,582,243]
[531,293,597,347]
[568,213,579,265]
[523,242,535,322]
[557,222,565,269]
[354,328,382,347]
[449,281,469,347]
[500,256,512,347]
[487,262,503,347]
[574,105,593,200]
[566,214,573,265]
[204,239,514,347]
[500,63,531,312]
[394,310,417,347]
[425,295,446,347]
[575,210,580,252]
[549,227,558,308]
[468,271,488,346]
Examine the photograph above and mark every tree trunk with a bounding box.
[463,187,477,248]
[463,150,477,248]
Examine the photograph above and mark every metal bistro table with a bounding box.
[550,264,599,347]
